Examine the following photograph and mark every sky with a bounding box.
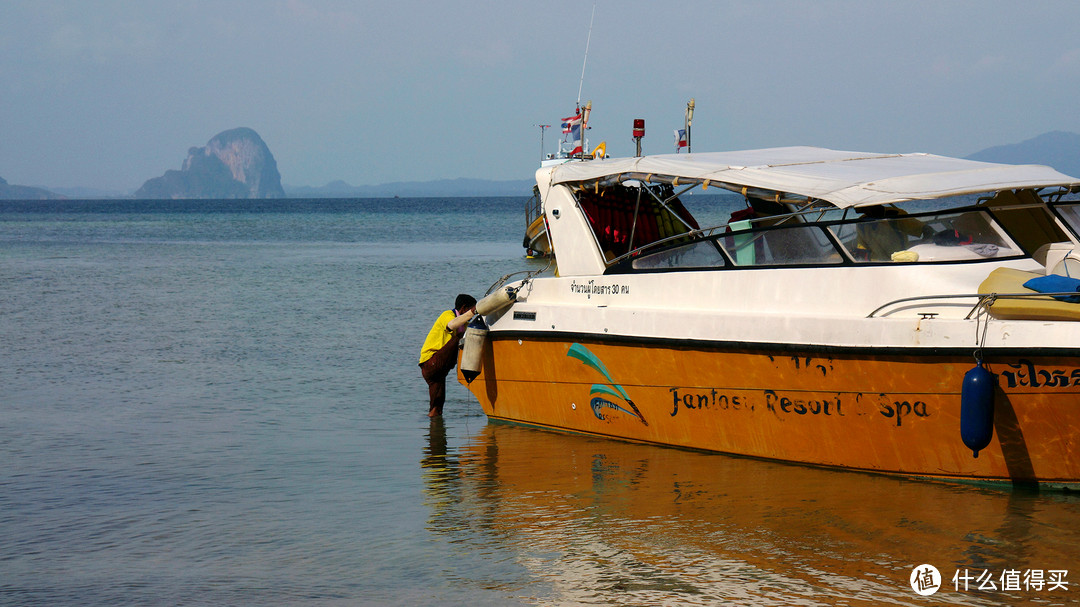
[3,1,1080,193]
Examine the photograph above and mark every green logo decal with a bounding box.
[567,343,648,426]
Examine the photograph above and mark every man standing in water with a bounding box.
[419,294,476,417]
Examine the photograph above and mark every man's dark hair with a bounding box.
[455,294,477,311]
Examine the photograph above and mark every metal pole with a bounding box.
[633,119,645,157]
[537,124,550,162]
[581,101,591,159]
[686,98,695,154]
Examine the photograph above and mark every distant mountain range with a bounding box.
[3,131,1080,200]
[964,131,1080,177]
[281,130,1080,198]
[282,177,534,198]
[0,176,64,200]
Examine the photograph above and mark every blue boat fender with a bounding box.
[960,364,996,458]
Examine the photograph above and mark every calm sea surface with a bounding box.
[1,198,1077,606]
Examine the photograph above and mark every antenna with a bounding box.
[577,1,597,106]
[536,124,551,162]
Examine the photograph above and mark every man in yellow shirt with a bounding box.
[419,294,476,417]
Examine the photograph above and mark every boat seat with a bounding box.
[978,267,1080,321]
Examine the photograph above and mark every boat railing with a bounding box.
[604,226,717,265]
[525,188,543,228]
[866,291,1080,319]
[596,196,856,268]
[603,202,1053,272]
[606,215,854,269]
[606,210,830,266]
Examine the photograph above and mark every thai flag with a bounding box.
[675,129,688,150]
[563,111,583,154]
[562,112,582,133]
[568,123,583,154]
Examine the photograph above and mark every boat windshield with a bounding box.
[831,208,1023,263]
[565,176,1078,272]
[1052,201,1080,240]
[614,206,1028,272]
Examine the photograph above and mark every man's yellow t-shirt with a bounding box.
[419,309,457,364]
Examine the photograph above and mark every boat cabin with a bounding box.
[537,148,1080,277]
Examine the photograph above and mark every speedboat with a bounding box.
[461,146,1080,489]
[523,185,551,258]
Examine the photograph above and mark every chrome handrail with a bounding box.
[867,291,1080,319]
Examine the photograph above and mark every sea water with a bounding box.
[1,198,1077,606]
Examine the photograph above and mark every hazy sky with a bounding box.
[3,1,1080,192]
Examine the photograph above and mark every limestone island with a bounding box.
[136,127,285,199]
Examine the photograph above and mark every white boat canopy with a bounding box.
[547,146,1080,209]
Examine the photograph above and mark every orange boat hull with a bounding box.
[461,335,1080,487]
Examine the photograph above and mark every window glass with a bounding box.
[632,240,727,270]
[719,224,843,266]
[1055,203,1080,238]
[831,209,1023,262]
[576,185,699,262]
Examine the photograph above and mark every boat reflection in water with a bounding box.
[423,421,1079,605]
